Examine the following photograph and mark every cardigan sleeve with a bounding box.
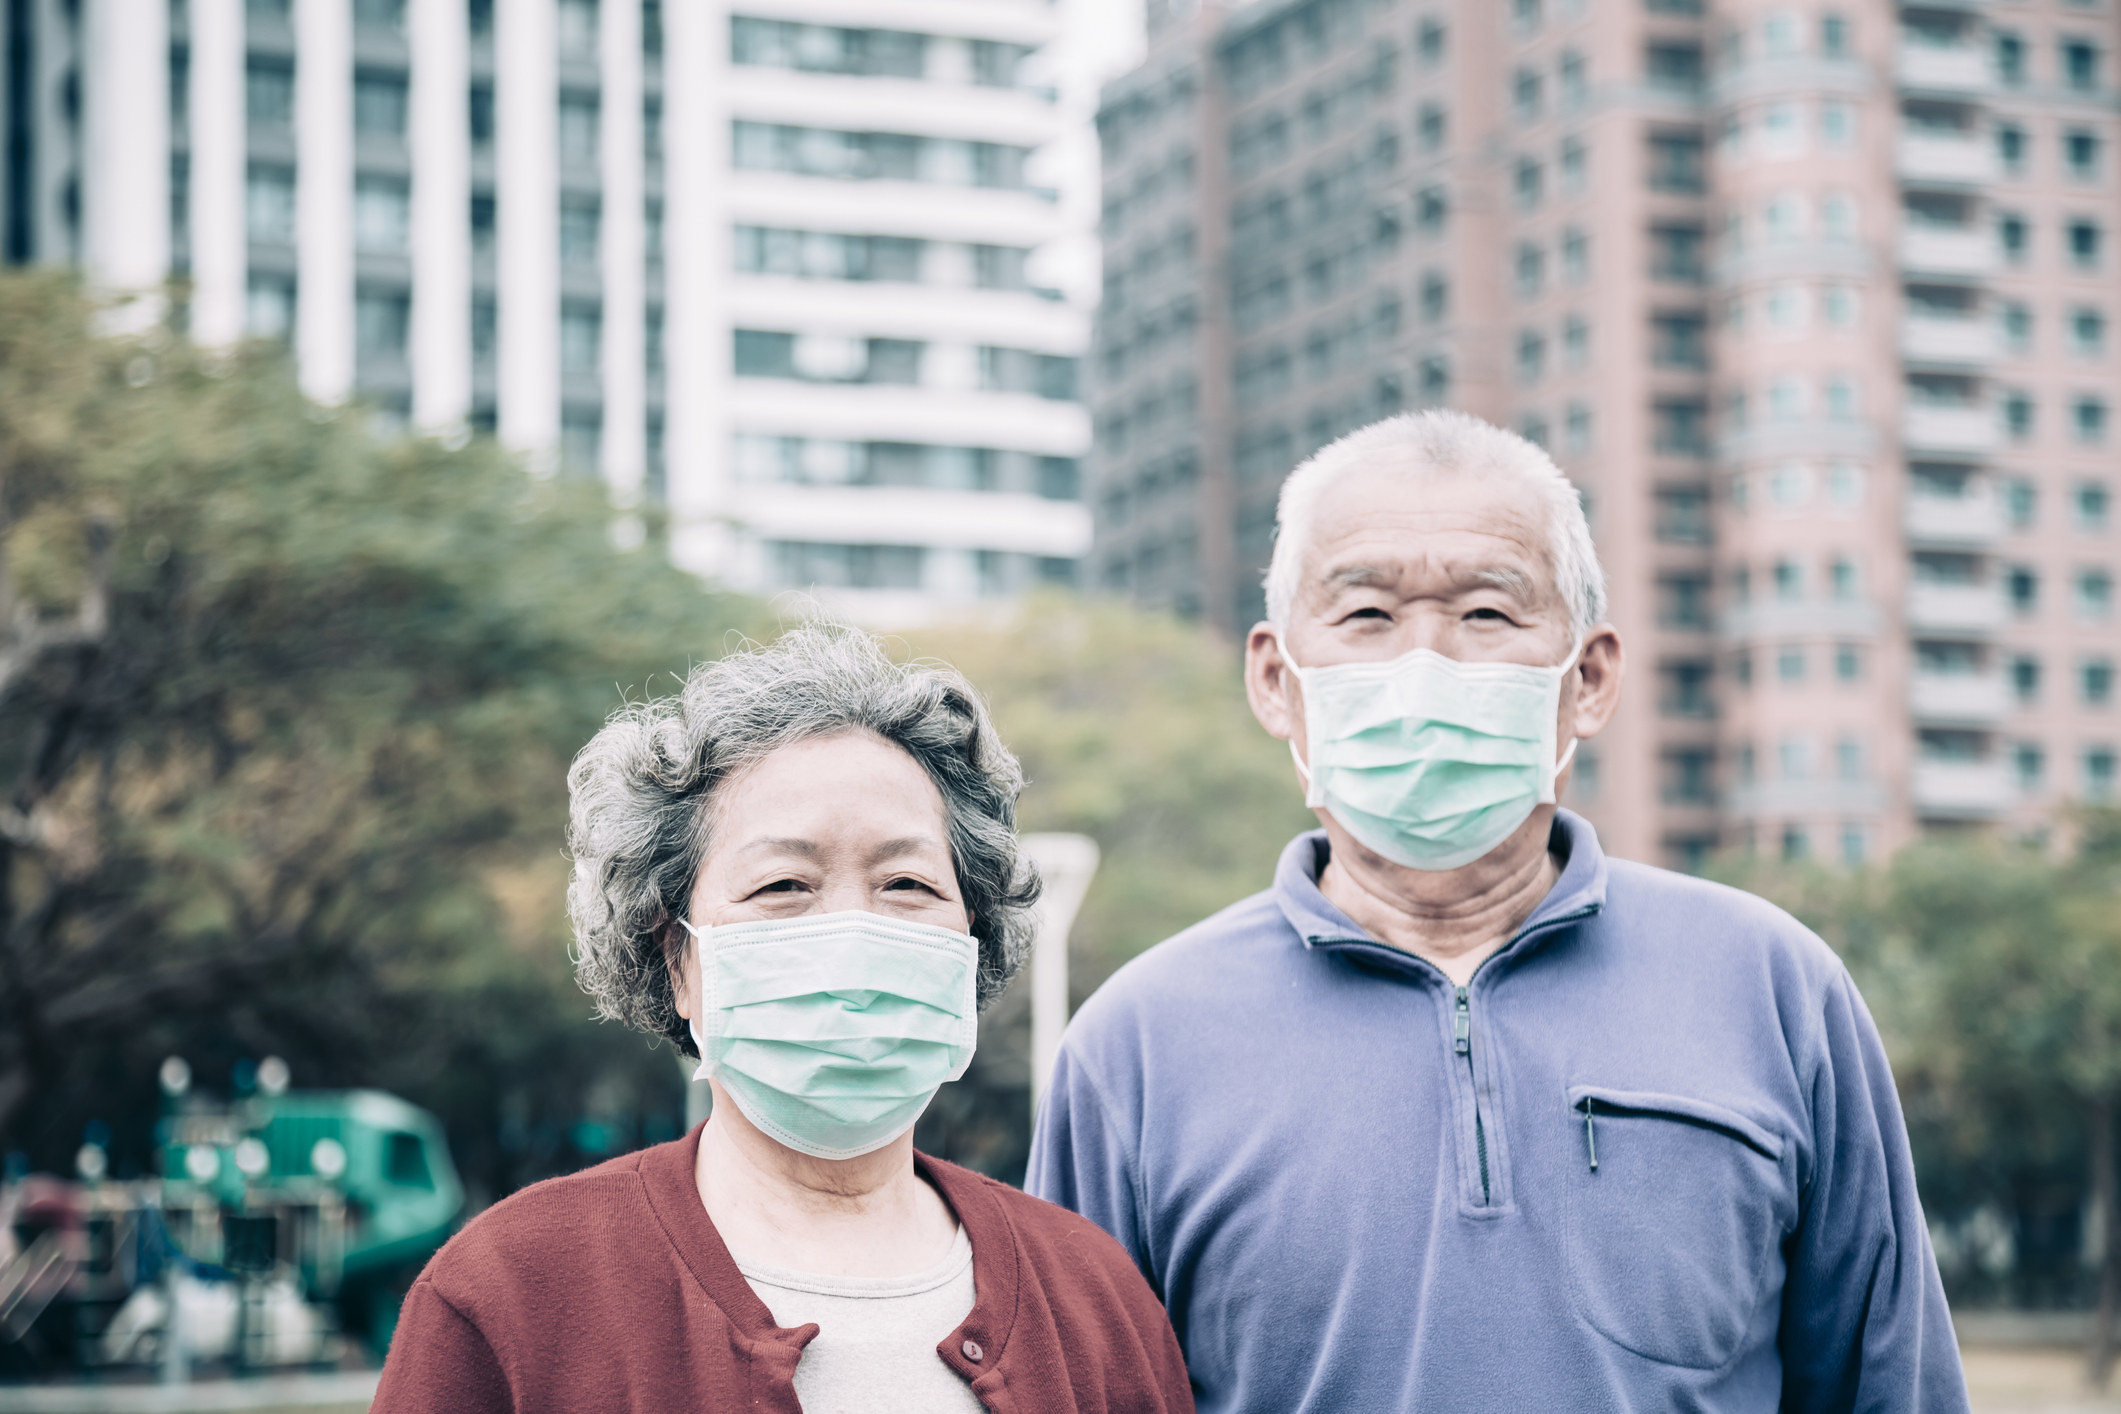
[372,1277,515,1414]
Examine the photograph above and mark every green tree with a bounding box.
[0,274,761,1199]
[1724,828,2121,1379]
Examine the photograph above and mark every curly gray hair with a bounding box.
[565,622,1041,1057]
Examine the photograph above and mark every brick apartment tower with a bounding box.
[1089,0,2121,868]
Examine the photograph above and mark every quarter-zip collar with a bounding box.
[1273,809,1610,982]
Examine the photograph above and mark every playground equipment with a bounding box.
[0,1058,461,1376]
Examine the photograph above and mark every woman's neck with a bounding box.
[693,1081,959,1279]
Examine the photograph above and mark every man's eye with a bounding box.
[1466,607,1511,621]
[1343,606,1391,621]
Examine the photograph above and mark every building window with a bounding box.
[1835,644,1862,681]
[1651,311,1707,369]
[1653,400,1709,456]
[981,347,1078,400]
[354,70,408,138]
[1821,12,1850,57]
[2070,220,2104,270]
[1777,646,1806,682]
[1997,123,2027,175]
[2085,658,2116,706]
[1418,18,1446,66]
[246,59,293,127]
[1417,186,1449,233]
[2064,39,2101,93]
[245,164,295,243]
[557,0,598,60]
[2087,747,2117,799]
[1660,660,1715,717]
[2066,129,2103,181]
[1836,735,1865,782]
[1654,485,1712,544]
[1773,558,1802,600]
[2076,397,2110,444]
[1647,130,1705,192]
[560,92,600,165]
[560,409,601,476]
[1998,212,2029,264]
[352,0,403,32]
[1559,50,1586,109]
[2078,567,2114,618]
[354,286,409,362]
[1513,67,1543,120]
[560,303,601,375]
[1515,242,1544,297]
[1516,158,1544,209]
[2015,742,2045,791]
[2004,392,2035,442]
[1560,137,1587,192]
[1563,316,1589,368]
[1418,103,1446,151]
[730,19,927,79]
[2006,477,2037,528]
[1996,32,2027,86]
[354,176,409,253]
[1650,224,1705,283]
[1779,734,1812,781]
[560,197,600,267]
[1420,272,1448,322]
[2076,482,2111,530]
[2014,655,2042,701]
[245,273,294,340]
[1646,41,1704,94]
[2001,301,2033,353]
[1516,329,1547,384]
[469,84,495,151]
[2009,565,2040,615]
[771,541,926,592]
[1565,402,1592,454]
[2073,308,2109,358]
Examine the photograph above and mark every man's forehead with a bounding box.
[1316,557,1543,600]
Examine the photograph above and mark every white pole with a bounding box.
[599,0,645,506]
[661,0,731,573]
[294,0,354,402]
[188,0,247,347]
[1021,833,1100,1121]
[409,0,473,433]
[80,0,169,330]
[496,0,559,469]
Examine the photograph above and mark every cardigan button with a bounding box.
[961,1339,984,1363]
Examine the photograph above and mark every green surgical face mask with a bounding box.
[681,910,979,1160]
[1284,636,1582,872]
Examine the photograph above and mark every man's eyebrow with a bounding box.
[1318,562,1395,592]
[1468,566,1536,599]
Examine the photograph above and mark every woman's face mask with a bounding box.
[682,909,979,1160]
[1282,634,1583,872]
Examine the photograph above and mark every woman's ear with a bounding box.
[664,919,697,1022]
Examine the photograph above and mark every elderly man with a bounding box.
[1027,411,1967,1411]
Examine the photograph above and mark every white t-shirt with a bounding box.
[738,1226,984,1414]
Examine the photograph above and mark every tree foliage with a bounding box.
[0,274,762,1199]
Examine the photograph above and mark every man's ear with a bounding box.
[1245,622,1300,742]
[1567,625,1625,739]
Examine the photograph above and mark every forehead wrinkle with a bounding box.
[1313,553,1547,603]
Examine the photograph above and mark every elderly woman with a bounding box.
[373,625,1192,1413]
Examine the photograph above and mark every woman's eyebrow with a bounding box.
[867,835,944,865]
[739,836,819,857]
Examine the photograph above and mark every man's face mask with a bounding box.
[681,909,979,1160]
[1282,634,1583,872]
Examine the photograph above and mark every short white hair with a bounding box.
[1262,410,1608,634]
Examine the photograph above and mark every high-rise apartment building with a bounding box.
[4,0,1095,622]
[1092,0,2120,867]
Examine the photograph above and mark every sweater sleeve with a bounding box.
[372,1277,515,1414]
[1778,971,1970,1414]
[1025,1041,1158,1296]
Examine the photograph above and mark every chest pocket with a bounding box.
[1563,1084,1795,1371]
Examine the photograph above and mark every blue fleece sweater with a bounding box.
[1026,814,1968,1413]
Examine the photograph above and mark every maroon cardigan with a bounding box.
[371,1125,1194,1413]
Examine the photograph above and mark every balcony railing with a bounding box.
[1901,313,1998,366]
[1895,44,1993,95]
[1900,227,1996,278]
[1904,404,1999,455]
[1909,672,2012,723]
[1904,493,2004,547]
[1911,759,2013,816]
[1719,599,1882,641]
[1898,133,1996,186]
[1907,581,2008,635]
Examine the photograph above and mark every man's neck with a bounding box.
[1315,811,1564,987]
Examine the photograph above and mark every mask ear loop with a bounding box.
[1547,633,1590,798]
[1273,633,1327,806]
[676,918,714,1081]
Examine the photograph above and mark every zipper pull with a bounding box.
[1453,987,1471,1056]
[1582,1098,1599,1172]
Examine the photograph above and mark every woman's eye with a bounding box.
[884,877,927,892]
[757,878,805,894]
